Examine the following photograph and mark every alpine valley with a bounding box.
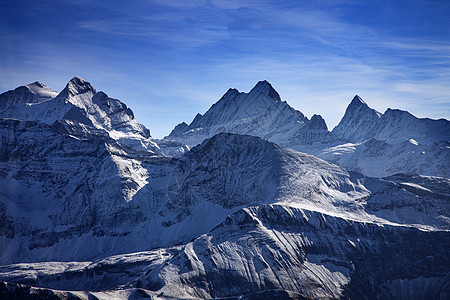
[0,78,449,299]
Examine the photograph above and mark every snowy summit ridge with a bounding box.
[166,80,338,147]
[0,76,160,153]
[332,95,449,144]
[62,76,96,97]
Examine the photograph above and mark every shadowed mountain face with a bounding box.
[331,95,382,142]
[0,78,449,299]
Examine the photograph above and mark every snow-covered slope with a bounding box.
[1,129,448,265]
[1,204,449,299]
[316,138,450,178]
[0,82,58,111]
[315,95,450,178]
[166,80,339,147]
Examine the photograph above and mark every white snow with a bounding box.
[25,82,58,99]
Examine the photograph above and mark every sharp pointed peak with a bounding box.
[347,95,381,116]
[249,80,281,101]
[63,76,95,96]
[350,95,366,106]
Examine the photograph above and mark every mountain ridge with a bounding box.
[332,95,450,144]
[164,80,449,178]
[166,80,338,148]
[0,77,162,155]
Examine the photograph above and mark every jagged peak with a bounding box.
[349,95,366,107]
[168,121,189,137]
[225,88,239,95]
[308,114,328,130]
[218,88,241,103]
[62,77,96,97]
[191,113,203,122]
[345,95,381,117]
[187,112,204,130]
[248,80,281,102]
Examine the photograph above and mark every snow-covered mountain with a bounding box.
[332,95,450,144]
[2,126,448,262]
[330,95,382,143]
[0,82,57,111]
[166,80,339,147]
[0,77,161,154]
[166,83,449,178]
[0,79,449,299]
[314,95,450,178]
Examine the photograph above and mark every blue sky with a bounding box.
[1,0,449,138]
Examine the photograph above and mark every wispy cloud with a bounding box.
[1,0,449,137]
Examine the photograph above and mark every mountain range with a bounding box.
[166,81,449,178]
[167,80,338,147]
[0,78,448,299]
